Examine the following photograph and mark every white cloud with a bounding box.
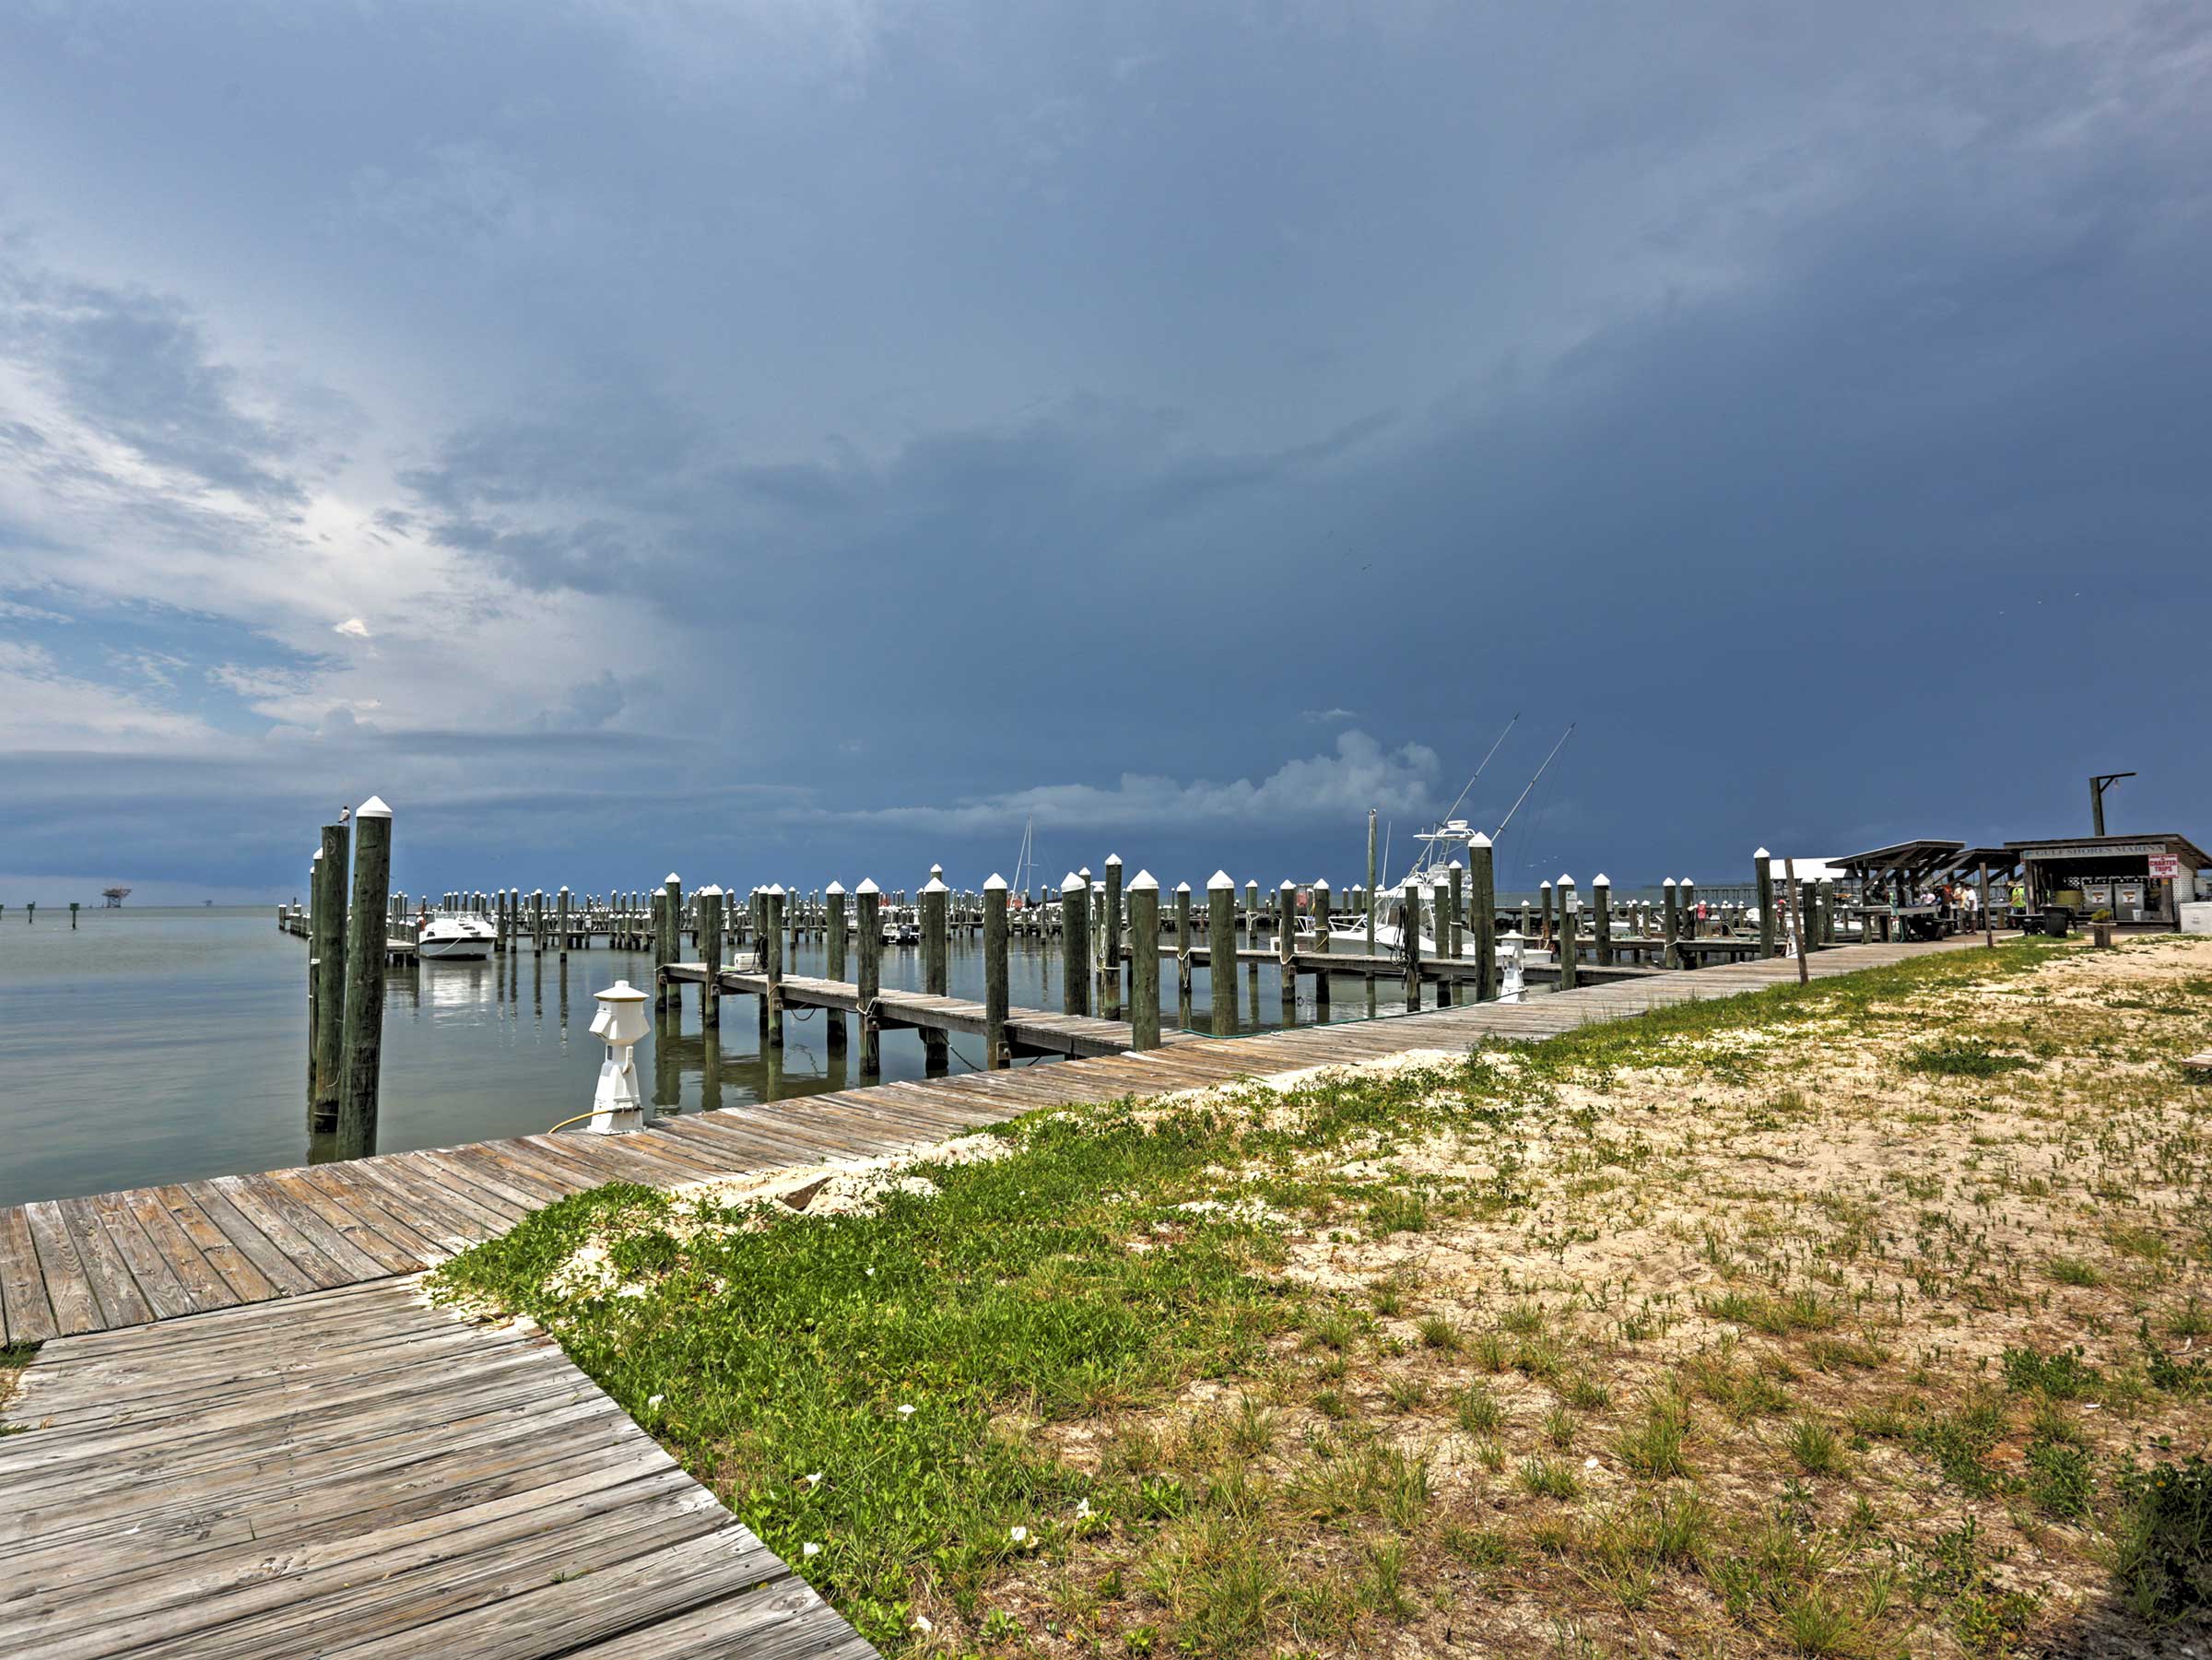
[834,731,1440,836]
[333,617,371,639]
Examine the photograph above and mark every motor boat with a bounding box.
[417,913,497,960]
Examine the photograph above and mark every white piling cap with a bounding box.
[665,872,680,885]
[922,876,947,894]
[1105,853,1122,866]
[1540,879,1552,889]
[764,883,785,898]
[1470,831,1492,848]
[1593,873,1610,887]
[1207,869,1234,890]
[1062,871,1086,893]
[1280,878,1296,890]
[1128,869,1158,891]
[1315,877,1330,888]
[929,863,943,877]
[1753,846,1770,860]
[559,884,571,894]
[312,848,322,861]
[1681,876,1695,886]
[1663,877,1677,888]
[697,884,723,897]
[856,877,879,895]
[1449,857,1463,870]
[983,872,1006,891]
[355,795,392,818]
[825,880,845,896]
[1558,872,1575,886]
[1175,880,1191,893]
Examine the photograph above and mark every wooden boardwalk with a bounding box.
[0,1276,872,1660]
[0,936,1979,1348]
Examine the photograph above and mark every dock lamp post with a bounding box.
[582,981,651,1133]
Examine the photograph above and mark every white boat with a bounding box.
[417,914,496,960]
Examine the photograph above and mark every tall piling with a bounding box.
[1312,877,1332,1018]
[699,886,724,1028]
[1663,877,1681,969]
[1469,833,1496,1002]
[1401,879,1423,1011]
[1208,871,1237,1036]
[1101,855,1124,1018]
[983,874,1010,1066]
[311,821,349,1132]
[921,872,949,1071]
[1129,870,1160,1051]
[1592,874,1613,967]
[1061,872,1089,1017]
[1175,882,1194,995]
[336,795,393,1160]
[1754,849,1777,959]
[856,879,882,1075]
[762,886,786,1047]
[1556,874,1578,992]
[825,881,849,1052]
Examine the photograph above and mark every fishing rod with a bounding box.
[1492,723,1576,842]
[1434,712,1520,834]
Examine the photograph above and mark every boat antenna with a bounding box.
[1493,723,1576,841]
[1435,712,1519,833]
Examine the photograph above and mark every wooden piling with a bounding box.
[698,887,724,1027]
[1401,879,1423,1011]
[557,886,571,960]
[1208,871,1237,1035]
[1754,848,1777,959]
[983,874,1010,1065]
[1539,879,1554,948]
[311,822,348,1131]
[1469,833,1496,1003]
[1127,870,1160,1051]
[1101,855,1124,1019]
[336,795,392,1160]
[1662,877,1681,969]
[1592,874,1613,966]
[1312,877,1332,1018]
[921,873,948,1071]
[1556,875,1578,992]
[763,885,786,1047]
[856,879,882,1074]
[1175,882,1194,995]
[1061,872,1089,1017]
[825,881,849,1051]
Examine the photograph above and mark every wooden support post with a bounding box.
[336,796,393,1160]
[1401,878,1423,1011]
[1439,863,1462,1007]
[699,886,724,1028]
[1679,878,1697,944]
[1208,871,1238,1035]
[1662,877,1681,970]
[1101,854,1124,1019]
[983,874,1010,1066]
[1312,878,1332,1018]
[824,882,849,1051]
[921,872,948,1071]
[763,885,785,1047]
[1592,874,1613,967]
[1784,858,1809,984]
[657,874,679,1004]
[311,822,348,1132]
[1556,875,1578,992]
[1754,848,1777,959]
[1129,870,1160,1050]
[557,885,571,961]
[1175,882,1194,995]
[1365,807,1378,956]
[1277,879,1298,1022]
[1539,879,1554,948]
[1061,872,1089,1017]
[856,880,882,1074]
[1469,833,1496,1002]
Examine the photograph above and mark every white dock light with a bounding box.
[582,980,652,1133]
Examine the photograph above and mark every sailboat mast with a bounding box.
[1365,807,1378,955]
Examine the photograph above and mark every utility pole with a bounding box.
[2089,771,2135,837]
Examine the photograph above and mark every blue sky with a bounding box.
[1,2,2206,903]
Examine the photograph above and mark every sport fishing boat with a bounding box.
[417,913,497,960]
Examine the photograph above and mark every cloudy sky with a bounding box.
[2,1,2206,901]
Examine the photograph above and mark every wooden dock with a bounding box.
[664,965,1198,1059]
[0,1277,870,1660]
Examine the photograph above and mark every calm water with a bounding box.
[0,906,1443,1207]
